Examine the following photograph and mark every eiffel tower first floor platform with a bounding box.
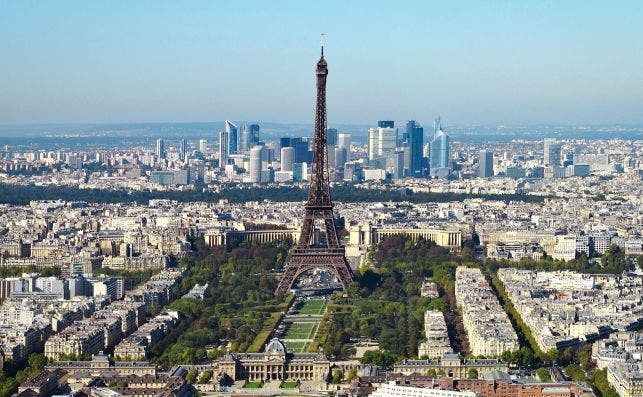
[274,249,354,296]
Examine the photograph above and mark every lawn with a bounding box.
[296,299,326,315]
[280,380,300,389]
[283,323,317,340]
[283,341,307,352]
[243,381,263,389]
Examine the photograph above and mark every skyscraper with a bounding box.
[378,125,398,158]
[155,139,166,159]
[280,137,292,149]
[199,139,207,153]
[281,147,295,172]
[387,151,404,180]
[238,124,250,153]
[402,143,410,174]
[326,128,338,147]
[334,147,347,169]
[249,124,260,146]
[368,128,379,161]
[179,139,188,161]
[406,120,424,177]
[378,120,394,128]
[338,133,350,149]
[327,143,335,168]
[292,162,307,182]
[430,121,450,172]
[290,137,311,164]
[225,120,238,154]
[239,123,260,153]
[250,145,264,183]
[544,138,562,165]
[479,149,494,178]
[219,130,229,167]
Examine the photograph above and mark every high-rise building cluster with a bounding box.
[365,118,451,180]
[3,122,640,189]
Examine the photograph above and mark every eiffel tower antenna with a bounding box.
[275,41,354,296]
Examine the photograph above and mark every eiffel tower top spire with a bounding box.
[309,35,331,209]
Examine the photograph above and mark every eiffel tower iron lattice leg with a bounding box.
[275,253,353,296]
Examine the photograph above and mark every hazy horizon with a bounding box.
[1,121,641,152]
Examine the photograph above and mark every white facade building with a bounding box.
[372,382,477,397]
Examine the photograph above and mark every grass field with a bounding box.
[283,323,317,340]
[243,381,263,388]
[280,381,300,389]
[296,299,327,315]
[283,341,307,352]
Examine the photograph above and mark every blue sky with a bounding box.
[1,1,642,125]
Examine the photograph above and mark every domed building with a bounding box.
[216,338,330,383]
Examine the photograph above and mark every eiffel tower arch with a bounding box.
[275,40,354,296]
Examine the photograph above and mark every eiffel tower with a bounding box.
[275,38,354,296]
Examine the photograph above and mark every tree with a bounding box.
[575,344,593,370]
[517,346,535,367]
[346,369,358,382]
[219,374,234,387]
[198,370,213,384]
[564,364,587,382]
[592,369,619,397]
[331,370,343,384]
[185,368,198,384]
[536,367,551,382]
[27,353,48,371]
[436,369,446,376]
[360,350,398,368]
[466,368,479,379]
[426,369,437,377]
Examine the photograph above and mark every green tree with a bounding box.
[466,368,479,379]
[346,369,358,382]
[592,369,619,397]
[219,374,234,387]
[185,368,198,384]
[575,344,593,370]
[536,368,551,382]
[564,364,587,382]
[198,370,213,384]
[331,370,343,384]
[27,353,48,371]
[359,350,398,368]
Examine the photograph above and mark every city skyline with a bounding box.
[1,1,643,125]
[0,79,640,397]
